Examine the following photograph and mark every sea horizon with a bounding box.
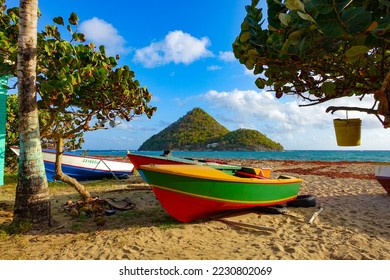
[73,149,390,163]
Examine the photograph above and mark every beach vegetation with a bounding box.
[1,2,157,201]
[139,107,283,151]
[0,229,8,239]
[2,219,32,235]
[158,220,185,230]
[4,94,18,170]
[233,0,390,127]
[71,222,83,231]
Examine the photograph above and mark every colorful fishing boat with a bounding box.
[10,146,134,182]
[138,164,303,222]
[374,163,390,195]
[127,151,271,177]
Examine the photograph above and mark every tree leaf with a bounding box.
[278,13,291,27]
[255,77,266,89]
[285,0,305,12]
[306,0,333,14]
[341,7,372,33]
[53,17,64,26]
[240,31,251,42]
[68,12,79,25]
[321,81,336,95]
[345,45,370,58]
[297,11,315,22]
[315,12,344,37]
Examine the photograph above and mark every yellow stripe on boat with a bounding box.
[140,164,302,184]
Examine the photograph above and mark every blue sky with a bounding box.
[6,0,390,150]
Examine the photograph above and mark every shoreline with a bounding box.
[85,149,390,163]
[0,159,389,260]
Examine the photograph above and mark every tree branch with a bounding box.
[325,106,378,115]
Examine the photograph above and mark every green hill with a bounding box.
[138,107,229,151]
[138,107,283,151]
[219,128,283,151]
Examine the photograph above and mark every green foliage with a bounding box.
[139,107,283,151]
[35,15,156,148]
[4,220,32,234]
[139,108,229,150]
[0,1,18,77]
[220,128,283,151]
[4,94,18,170]
[233,0,390,127]
[0,2,157,155]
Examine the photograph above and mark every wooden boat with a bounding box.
[10,146,134,182]
[127,151,271,177]
[138,164,303,222]
[374,163,390,195]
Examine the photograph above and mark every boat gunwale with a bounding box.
[127,152,240,169]
[140,164,303,184]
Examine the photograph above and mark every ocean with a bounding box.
[72,150,390,162]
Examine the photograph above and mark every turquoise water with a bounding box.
[73,150,390,162]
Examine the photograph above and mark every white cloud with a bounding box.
[201,89,390,149]
[207,65,222,71]
[218,51,235,62]
[79,17,129,56]
[133,30,213,68]
[243,66,255,76]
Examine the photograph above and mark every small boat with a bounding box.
[127,151,271,177]
[374,163,390,195]
[10,146,134,182]
[138,164,303,222]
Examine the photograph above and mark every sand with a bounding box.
[0,159,389,260]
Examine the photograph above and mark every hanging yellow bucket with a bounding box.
[333,118,362,146]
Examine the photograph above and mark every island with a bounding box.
[138,107,283,151]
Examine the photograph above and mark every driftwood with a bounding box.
[308,204,324,224]
[217,218,276,232]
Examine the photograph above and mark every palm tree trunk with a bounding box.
[13,0,52,225]
[54,137,92,200]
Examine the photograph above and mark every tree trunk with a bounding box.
[54,137,92,200]
[13,0,52,226]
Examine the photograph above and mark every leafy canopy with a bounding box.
[233,0,390,127]
[1,1,156,197]
[1,2,156,150]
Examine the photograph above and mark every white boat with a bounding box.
[10,146,134,182]
[374,163,390,195]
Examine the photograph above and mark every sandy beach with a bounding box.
[0,159,389,260]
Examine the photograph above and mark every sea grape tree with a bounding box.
[1,4,156,199]
[233,0,390,127]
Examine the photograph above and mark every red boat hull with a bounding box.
[152,186,295,222]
